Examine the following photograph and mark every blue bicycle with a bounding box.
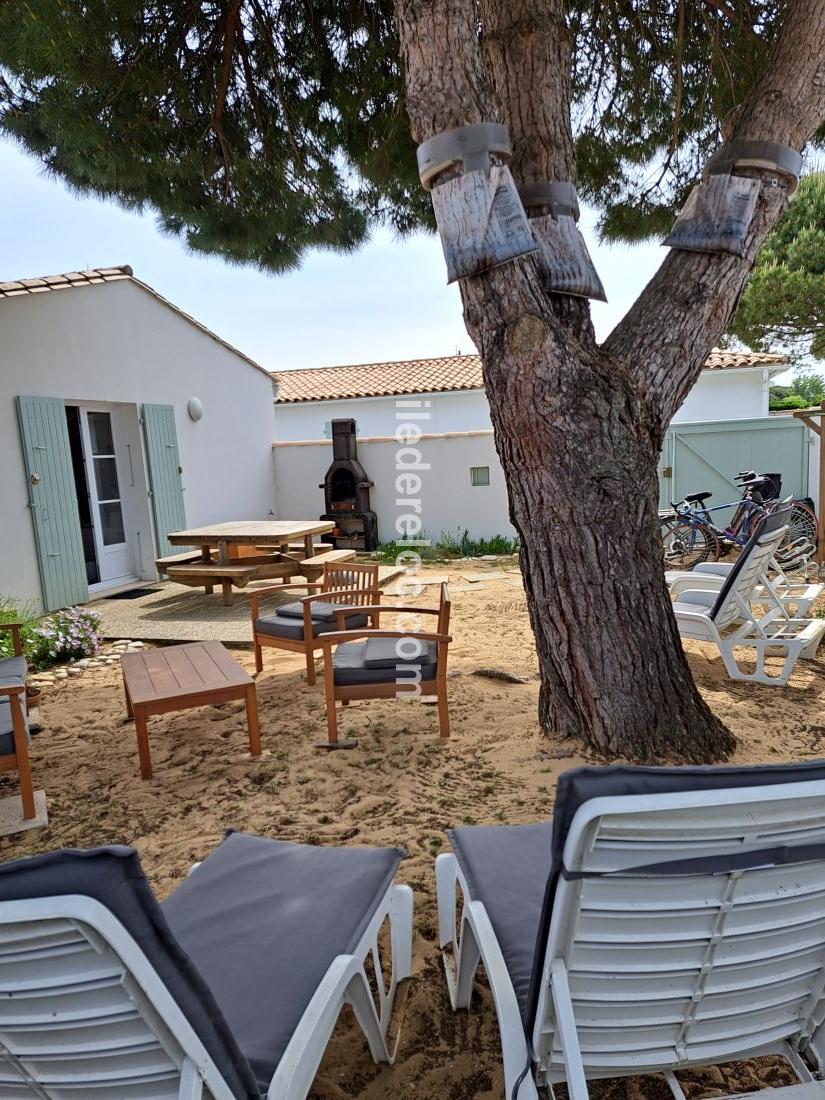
[659,471,817,570]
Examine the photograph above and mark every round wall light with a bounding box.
[187,397,204,422]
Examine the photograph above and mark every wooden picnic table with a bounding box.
[164,520,335,604]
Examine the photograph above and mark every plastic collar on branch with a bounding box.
[518,182,580,221]
[704,141,803,193]
[416,123,511,191]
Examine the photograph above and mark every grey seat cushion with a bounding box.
[256,611,367,642]
[0,845,259,1099]
[333,639,437,685]
[276,599,356,623]
[448,760,825,1037]
[0,655,27,684]
[162,831,403,1096]
[364,636,436,668]
[0,697,29,757]
[448,823,552,1025]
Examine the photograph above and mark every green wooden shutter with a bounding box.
[16,396,89,611]
[141,404,186,558]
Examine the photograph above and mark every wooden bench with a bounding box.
[165,562,262,605]
[156,550,207,573]
[286,541,333,553]
[299,548,357,582]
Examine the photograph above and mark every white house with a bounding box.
[1,266,276,612]
[271,350,792,543]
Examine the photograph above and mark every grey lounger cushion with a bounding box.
[448,823,552,1024]
[0,697,29,757]
[449,759,825,1033]
[276,600,353,623]
[0,656,27,684]
[0,845,259,1099]
[256,611,367,641]
[333,639,437,685]
[163,831,404,1095]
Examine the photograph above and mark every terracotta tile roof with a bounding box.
[0,265,270,377]
[273,348,787,403]
[274,354,483,403]
[0,266,134,297]
[703,348,788,370]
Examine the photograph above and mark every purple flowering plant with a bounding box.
[26,606,103,670]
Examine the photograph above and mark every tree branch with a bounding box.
[604,0,825,431]
[478,0,594,342]
[212,0,243,198]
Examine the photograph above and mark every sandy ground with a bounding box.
[3,561,825,1099]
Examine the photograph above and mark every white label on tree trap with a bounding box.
[430,165,538,283]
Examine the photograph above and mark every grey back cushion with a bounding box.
[0,656,27,683]
[0,697,28,757]
[276,600,341,622]
[333,640,437,685]
[709,502,789,620]
[525,759,825,1032]
[0,846,259,1099]
[364,637,436,668]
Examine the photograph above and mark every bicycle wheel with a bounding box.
[659,517,719,569]
[787,501,818,547]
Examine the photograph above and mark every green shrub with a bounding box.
[769,394,807,410]
[0,596,39,659]
[376,529,519,564]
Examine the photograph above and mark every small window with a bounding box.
[470,466,490,486]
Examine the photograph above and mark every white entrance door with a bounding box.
[79,408,135,587]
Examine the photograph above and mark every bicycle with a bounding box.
[659,471,818,570]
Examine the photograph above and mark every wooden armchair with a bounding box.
[318,583,452,749]
[250,562,382,685]
[0,623,36,819]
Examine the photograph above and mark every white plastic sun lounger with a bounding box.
[667,556,823,619]
[436,760,825,1100]
[673,505,825,685]
[0,831,413,1099]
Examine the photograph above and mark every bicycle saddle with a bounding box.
[685,491,712,504]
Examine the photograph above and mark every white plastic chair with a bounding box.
[667,557,823,620]
[0,832,413,1099]
[436,761,825,1100]
[673,505,825,684]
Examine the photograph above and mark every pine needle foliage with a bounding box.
[730,174,825,360]
[1,1,821,268]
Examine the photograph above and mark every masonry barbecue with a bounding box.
[319,419,378,551]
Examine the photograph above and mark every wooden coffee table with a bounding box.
[121,642,261,779]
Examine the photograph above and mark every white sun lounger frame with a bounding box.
[672,519,825,685]
[437,778,825,1100]
[666,558,823,620]
[0,879,413,1099]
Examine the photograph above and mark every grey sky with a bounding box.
[2,140,676,373]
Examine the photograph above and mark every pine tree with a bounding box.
[3,1,825,760]
[731,174,825,360]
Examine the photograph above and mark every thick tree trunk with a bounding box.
[481,328,733,759]
[392,0,825,761]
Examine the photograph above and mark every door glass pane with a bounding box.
[87,411,115,455]
[99,502,126,546]
[93,457,120,502]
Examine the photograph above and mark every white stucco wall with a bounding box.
[270,364,776,543]
[273,433,515,542]
[671,367,769,423]
[273,389,493,442]
[273,367,770,445]
[0,279,276,609]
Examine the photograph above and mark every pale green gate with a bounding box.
[658,417,811,512]
[141,404,186,558]
[16,396,89,611]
